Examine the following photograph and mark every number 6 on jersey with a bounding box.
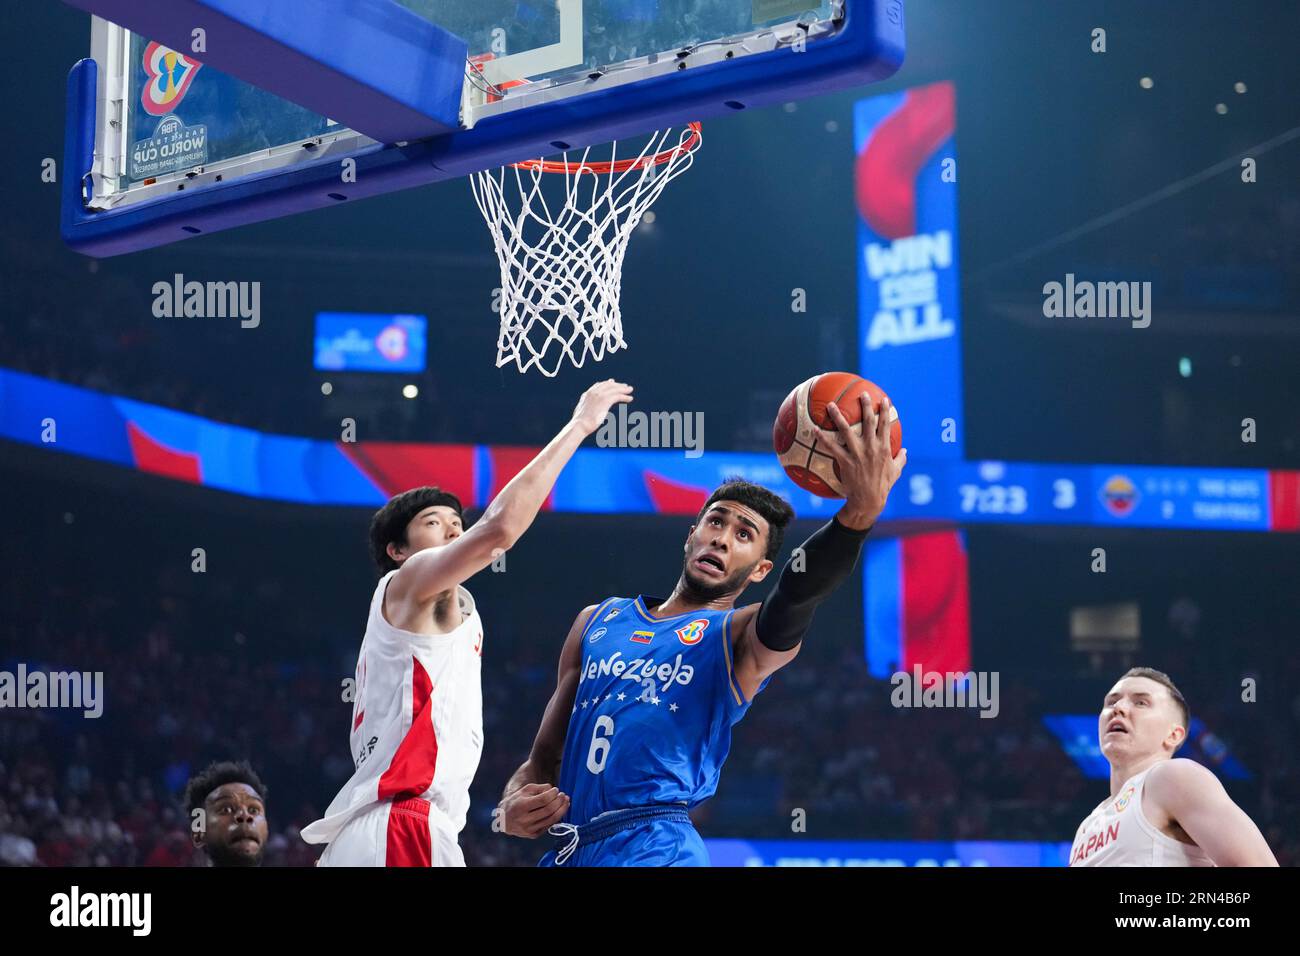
[586,716,615,775]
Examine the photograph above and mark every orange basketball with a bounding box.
[773,372,901,498]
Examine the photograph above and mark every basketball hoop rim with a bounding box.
[509,122,702,175]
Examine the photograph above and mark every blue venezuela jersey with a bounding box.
[556,596,764,825]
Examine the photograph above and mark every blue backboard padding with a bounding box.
[60,57,98,245]
[62,0,467,143]
[62,1,907,256]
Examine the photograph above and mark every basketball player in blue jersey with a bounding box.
[499,395,906,865]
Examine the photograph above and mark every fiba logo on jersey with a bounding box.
[1114,785,1136,813]
[675,619,708,645]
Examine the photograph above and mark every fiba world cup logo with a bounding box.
[676,619,708,646]
[141,42,202,116]
[375,325,409,363]
[1114,785,1136,813]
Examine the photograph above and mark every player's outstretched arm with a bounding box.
[498,606,594,838]
[388,381,632,606]
[732,394,906,700]
[1145,759,1279,866]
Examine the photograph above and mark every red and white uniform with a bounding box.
[1069,766,1214,867]
[302,570,484,866]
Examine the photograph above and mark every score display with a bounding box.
[887,460,1270,531]
[313,312,427,373]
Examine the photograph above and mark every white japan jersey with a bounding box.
[1069,765,1214,867]
[302,571,484,845]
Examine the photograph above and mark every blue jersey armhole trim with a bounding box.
[580,598,619,641]
[720,609,748,707]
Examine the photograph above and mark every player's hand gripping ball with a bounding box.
[773,372,901,498]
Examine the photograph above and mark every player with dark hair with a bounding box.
[1069,667,1277,866]
[185,760,269,868]
[303,380,632,866]
[499,394,906,865]
[367,486,469,574]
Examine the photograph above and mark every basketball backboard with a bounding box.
[62,0,905,256]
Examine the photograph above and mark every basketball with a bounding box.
[773,372,902,498]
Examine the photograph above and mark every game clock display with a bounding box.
[887,461,1269,531]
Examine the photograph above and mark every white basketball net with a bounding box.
[471,124,702,376]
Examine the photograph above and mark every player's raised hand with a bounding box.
[822,394,906,530]
[571,379,633,436]
[499,783,571,839]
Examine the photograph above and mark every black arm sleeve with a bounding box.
[754,515,871,652]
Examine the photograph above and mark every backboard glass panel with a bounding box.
[63,0,905,255]
[395,0,840,117]
[86,20,366,214]
[119,34,345,192]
